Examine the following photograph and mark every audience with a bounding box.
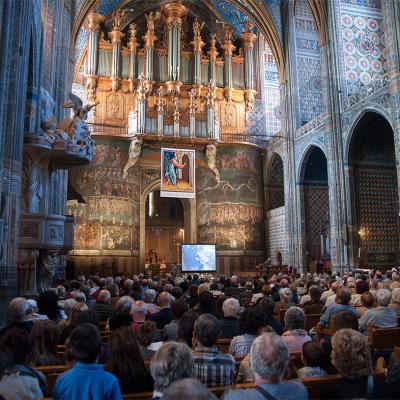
[163,299,188,341]
[108,296,134,331]
[0,348,43,400]
[229,308,266,357]
[359,288,397,334]
[149,291,174,329]
[53,323,122,400]
[321,329,388,399]
[220,298,241,338]
[150,342,195,399]
[297,341,327,378]
[224,332,308,400]
[2,267,400,399]
[105,327,153,393]
[163,378,217,400]
[93,289,114,322]
[282,307,312,353]
[0,298,34,336]
[28,320,59,366]
[192,314,236,387]
[319,288,355,327]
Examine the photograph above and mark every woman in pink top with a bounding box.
[282,307,311,353]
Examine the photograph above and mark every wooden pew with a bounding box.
[368,324,400,351]
[215,338,232,353]
[315,316,336,343]
[305,314,322,332]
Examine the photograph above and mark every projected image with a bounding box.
[181,244,216,272]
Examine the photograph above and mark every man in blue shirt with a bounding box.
[53,323,122,400]
[319,287,356,327]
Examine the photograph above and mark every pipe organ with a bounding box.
[83,3,257,141]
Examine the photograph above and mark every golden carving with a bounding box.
[244,89,257,113]
[240,23,257,51]
[162,2,187,30]
[165,80,182,96]
[191,19,205,54]
[85,75,97,103]
[137,74,147,103]
[173,96,180,124]
[208,33,219,61]
[110,93,120,119]
[156,87,165,114]
[85,13,104,32]
[128,24,138,52]
[188,89,196,117]
[206,79,216,108]
[222,103,236,127]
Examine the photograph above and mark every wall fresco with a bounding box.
[68,139,140,252]
[196,145,264,253]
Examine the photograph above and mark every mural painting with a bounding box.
[68,139,140,252]
[196,145,264,252]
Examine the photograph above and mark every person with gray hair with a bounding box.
[0,298,34,335]
[224,332,307,400]
[192,314,236,387]
[131,300,147,330]
[282,307,311,353]
[144,289,160,315]
[359,288,397,335]
[93,289,114,322]
[108,296,134,331]
[150,342,195,399]
[220,298,241,338]
[149,291,174,329]
[163,378,217,400]
[274,287,295,315]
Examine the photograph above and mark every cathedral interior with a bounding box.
[0,0,400,301]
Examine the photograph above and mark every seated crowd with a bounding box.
[1,269,400,399]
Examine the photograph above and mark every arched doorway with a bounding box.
[265,153,285,264]
[266,153,284,210]
[145,190,184,264]
[348,112,400,268]
[139,180,197,266]
[300,147,331,272]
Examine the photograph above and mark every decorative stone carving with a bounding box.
[206,79,216,108]
[21,155,42,213]
[141,168,161,191]
[123,137,143,178]
[57,92,96,142]
[205,143,220,182]
[37,250,58,293]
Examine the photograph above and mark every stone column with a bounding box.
[85,13,104,103]
[221,24,235,101]
[208,34,218,82]
[128,23,138,93]
[240,22,257,116]
[108,12,125,92]
[191,19,205,97]
[143,12,159,93]
[162,2,187,96]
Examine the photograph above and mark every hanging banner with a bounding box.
[161,148,196,198]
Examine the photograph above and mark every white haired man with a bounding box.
[359,288,397,335]
[93,289,115,322]
[0,298,34,336]
[224,332,307,400]
[220,298,241,338]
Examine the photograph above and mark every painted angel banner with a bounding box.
[161,148,195,198]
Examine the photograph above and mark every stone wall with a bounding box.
[265,206,287,265]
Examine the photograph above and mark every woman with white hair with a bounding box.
[273,288,295,315]
[282,307,311,353]
[220,298,241,338]
[150,342,195,399]
[108,296,134,331]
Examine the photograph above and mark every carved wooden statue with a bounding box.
[123,136,143,178]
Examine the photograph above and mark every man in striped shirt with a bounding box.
[192,314,236,387]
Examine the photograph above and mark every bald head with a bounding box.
[158,291,172,308]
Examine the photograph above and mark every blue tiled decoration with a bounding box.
[74,27,87,63]
[97,0,121,16]
[264,44,281,135]
[294,0,324,126]
[264,0,282,37]
[336,0,387,98]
